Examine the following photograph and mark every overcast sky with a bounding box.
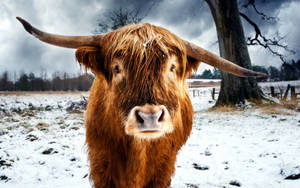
[1,0,299,80]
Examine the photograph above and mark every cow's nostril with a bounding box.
[158,109,164,122]
[135,110,144,124]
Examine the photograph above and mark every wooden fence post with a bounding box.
[270,86,275,97]
[212,88,215,100]
[291,86,296,101]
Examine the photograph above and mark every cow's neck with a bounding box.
[111,137,150,187]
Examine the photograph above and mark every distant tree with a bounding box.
[0,72,8,90]
[0,71,14,91]
[27,73,46,91]
[267,66,280,81]
[78,74,94,91]
[63,72,69,91]
[212,68,221,79]
[15,73,31,91]
[28,73,37,90]
[77,73,83,91]
[200,69,213,79]
[280,62,298,81]
[51,72,64,91]
[94,8,143,34]
[296,60,300,74]
[28,73,35,82]
[291,60,300,79]
[34,78,45,91]
[252,65,268,82]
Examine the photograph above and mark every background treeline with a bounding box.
[1,60,299,91]
[0,72,94,91]
[190,60,300,81]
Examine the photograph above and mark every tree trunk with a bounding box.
[205,0,264,106]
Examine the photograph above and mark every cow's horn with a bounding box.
[16,17,102,48]
[184,40,267,77]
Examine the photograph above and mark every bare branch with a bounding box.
[241,0,277,21]
[240,12,295,64]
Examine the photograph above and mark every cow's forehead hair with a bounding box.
[102,23,187,71]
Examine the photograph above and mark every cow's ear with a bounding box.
[75,46,104,74]
[186,56,201,76]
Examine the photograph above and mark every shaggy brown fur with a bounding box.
[76,23,198,188]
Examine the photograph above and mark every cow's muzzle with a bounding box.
[124,104,173,139]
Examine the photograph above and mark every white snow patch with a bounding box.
[0,90,299,188]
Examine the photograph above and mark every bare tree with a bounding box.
[205,0,265,106]
[94,8,143,34]
[204,0,298,106]
[93,1,160,34]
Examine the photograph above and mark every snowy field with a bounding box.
[0,85,299,188]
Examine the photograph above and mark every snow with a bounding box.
[259,80,300,88]
[186,79,221,83]
[0,89,299,188]
[174,105,300,187]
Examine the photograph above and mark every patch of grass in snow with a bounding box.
[208,105,238,113]
[203,99,299,116]
[281,100,300,111]
[36,122,49,131]
[185,183,199,188]
[256,100,299,115]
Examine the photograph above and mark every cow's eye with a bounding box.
[114,65,121,73]
[170,64,176,72]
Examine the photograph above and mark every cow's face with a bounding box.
[110,55,185,139]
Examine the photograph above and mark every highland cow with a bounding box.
[17,17,266,188]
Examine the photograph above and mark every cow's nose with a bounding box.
[124,104,173,138]
[135,108,164,131]
[129,104,168,132]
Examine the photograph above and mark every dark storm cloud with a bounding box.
[0,0,103,78]
[0,0,215,78]
[0,0,299,78]
[146,0,212,39]
[102,0,158,11]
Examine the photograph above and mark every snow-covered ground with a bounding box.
[0,88,299,188]
[259,80,300,88]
